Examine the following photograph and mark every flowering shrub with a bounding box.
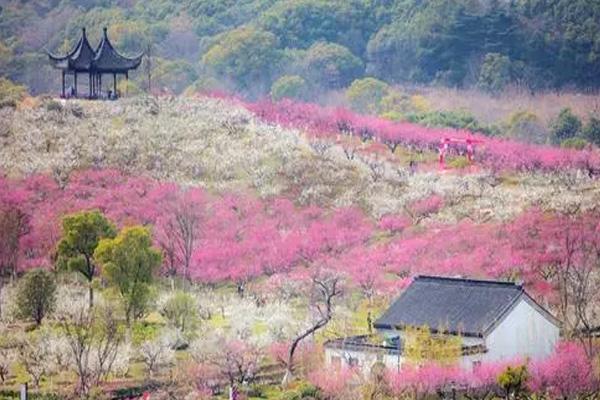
[308,366,357,399]
[244,99,600,174]
[387,363,461,398]
[384,345,598,400]
[529,342,598,399]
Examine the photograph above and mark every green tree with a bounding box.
[477,53,512,94]
[160,290,199,335]
[302,42,363,89]
[202,27,281,93]
[259,0,375,56]
[345,77,390,113]
[16,269,56,326]
[583,116,600,146]
[271,75,309,101]
[550,108,582,143]
[95,226,161,324]
[57,210,116,308]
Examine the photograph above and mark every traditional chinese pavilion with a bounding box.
[47,27,143,99]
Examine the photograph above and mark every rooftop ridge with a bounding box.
[415,274,523,288]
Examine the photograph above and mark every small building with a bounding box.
[325,275,560,373]
[47,27,143,99]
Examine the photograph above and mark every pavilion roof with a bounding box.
[48,28,95,71]
[47,27,143,73]
[93,27,143,72]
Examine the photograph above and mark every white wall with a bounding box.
[483,297,559,362]
[324,346,403,374]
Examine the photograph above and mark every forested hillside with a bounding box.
[1,0,599,97]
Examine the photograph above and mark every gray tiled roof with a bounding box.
[374,275,526,337]
[48,27,142,73]
[93,27,143,72]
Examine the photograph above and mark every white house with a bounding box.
[325,275,560,373]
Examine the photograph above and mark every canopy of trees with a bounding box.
[2,0,599,96]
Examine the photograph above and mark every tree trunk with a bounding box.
[282,318,328,386]
[0,276,4,320]
[88,283,94,309]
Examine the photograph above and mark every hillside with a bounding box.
[1,97,600,398]
[2,96,599,223]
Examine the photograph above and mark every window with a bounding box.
[348,356,360,367]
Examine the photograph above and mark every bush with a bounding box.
[560,137,588,150]
[448,156,471,169]
[0,78,26,108]
[297,382,320,398]
[505,111,547,144]
[345,77,390,113]
[408,110,499,136]
[271,75,309,101]
[15,269,56,326]
[278,390,301,400]
[498,365,529,399]
[583,116,600,146]
[131,322,161,346]
[551,108,582,143]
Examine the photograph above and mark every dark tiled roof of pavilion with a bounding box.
[47,27,142,73]
[48,28,95,71]
[373,275,558,337]
[93,27,143,72]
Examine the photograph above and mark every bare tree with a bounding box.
[58,304,124,396]
[0,348,15,384]
[140,335,174,378]
[158,190,202,288]
[16,334,51,388]
[0,206,28,318]
[191,335,263,388]
[282,271,343,385]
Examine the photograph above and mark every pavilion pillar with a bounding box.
[74,73,78,97]
[99,74,102,97]
[88,73,92,98]
[61,70,65,98]
[125,72,128,97]
[113,73,117,98]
